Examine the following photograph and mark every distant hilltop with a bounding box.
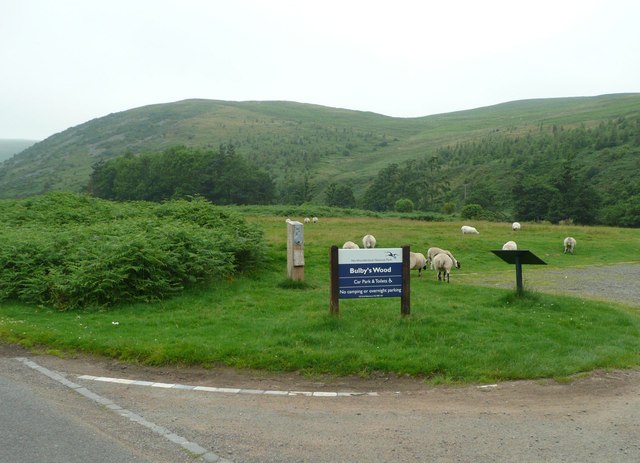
[0,93,639,228]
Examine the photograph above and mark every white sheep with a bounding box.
[426,247,461,270]
[312,216,318,223]
[502,240,518,250]
[362,234,377,248]
[433,253,454,283]
[461,225,479,234]
[512,222,521,231]
[342,241,360,249]
[564,237,576,254]
[409,252,428,277]
[304,217,311,224]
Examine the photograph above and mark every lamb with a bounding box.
[312,216,318,223]
[409,252,428,277]
[426,247,461,270]
[432,253,454,283]
[362,234,377,248]
[342,241,360,249]
[512,222,521,231]
[304,217,311,224]
[563,237,576,254]
[461,225,479,234]
[502,240,517,250]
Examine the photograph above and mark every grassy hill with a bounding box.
[0,94,639,203]
[0,139,38,162]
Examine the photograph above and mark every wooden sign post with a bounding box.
[330,245,410,317]
[287,220,304,281]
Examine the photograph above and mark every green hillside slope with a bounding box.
[0,94,638,205]
[0,139,38,162]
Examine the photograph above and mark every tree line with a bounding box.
[87,116,640,227]
[88,144,275,205]
[435,116,640,226]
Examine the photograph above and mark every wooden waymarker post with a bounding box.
[330,245,410,317]
[491,250,546,293]
[287,220,304,281]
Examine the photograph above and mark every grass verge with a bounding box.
[1,276,638,384]
[1,214,639,383]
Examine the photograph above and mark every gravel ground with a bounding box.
[458,263,640,308]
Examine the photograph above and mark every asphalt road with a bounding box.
[2,345,640,463]
[0,353,214,463]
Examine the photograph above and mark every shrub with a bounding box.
[0,193,265,310]
[442,202,456,214]
[460,203,484,219]
[394,198,414,213]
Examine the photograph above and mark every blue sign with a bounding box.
[338,248,403,299]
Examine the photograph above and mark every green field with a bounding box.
[1,210,639,384]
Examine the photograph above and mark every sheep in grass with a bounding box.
[409,252,428,277]
[312,216,318,223]
[502,240,518,250]
[342,241,360,249]
[304,217,311,224]
[362,234,377,248]
[426,247,461,270]
[461,225,479,234]
[564,237,576,254]
[512,222,521,231]
[433,253,454,283]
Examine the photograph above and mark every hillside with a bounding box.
[0,94,639,208]
[0,139,38,162]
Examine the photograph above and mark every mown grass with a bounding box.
[1,214,639,384]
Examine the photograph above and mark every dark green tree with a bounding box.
[395,198,414,212]
[325,182,356,208]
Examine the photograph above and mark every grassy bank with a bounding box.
[1,214,639,383]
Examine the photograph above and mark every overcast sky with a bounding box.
[1,0,639,140]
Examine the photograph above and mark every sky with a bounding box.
[1,0,639,140]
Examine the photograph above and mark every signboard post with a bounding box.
[287,220,304,281]
[330,246,410,317]
[490,249,546,293]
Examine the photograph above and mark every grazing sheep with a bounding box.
[564,237,576,254]
[426,247,461,270]
[312,216,319,223]
[433,253,454,283]
[461,225,479,234]
[362,234,377,248]
[342,241,360,249]
[512,222,521,231]
[304,217,311,224]
[502,240,518,250]
[409,252,428,277]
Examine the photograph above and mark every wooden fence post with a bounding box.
[401,245,410,316]
[329,245,339,316]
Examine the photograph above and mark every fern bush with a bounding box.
[0,193,265,310]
